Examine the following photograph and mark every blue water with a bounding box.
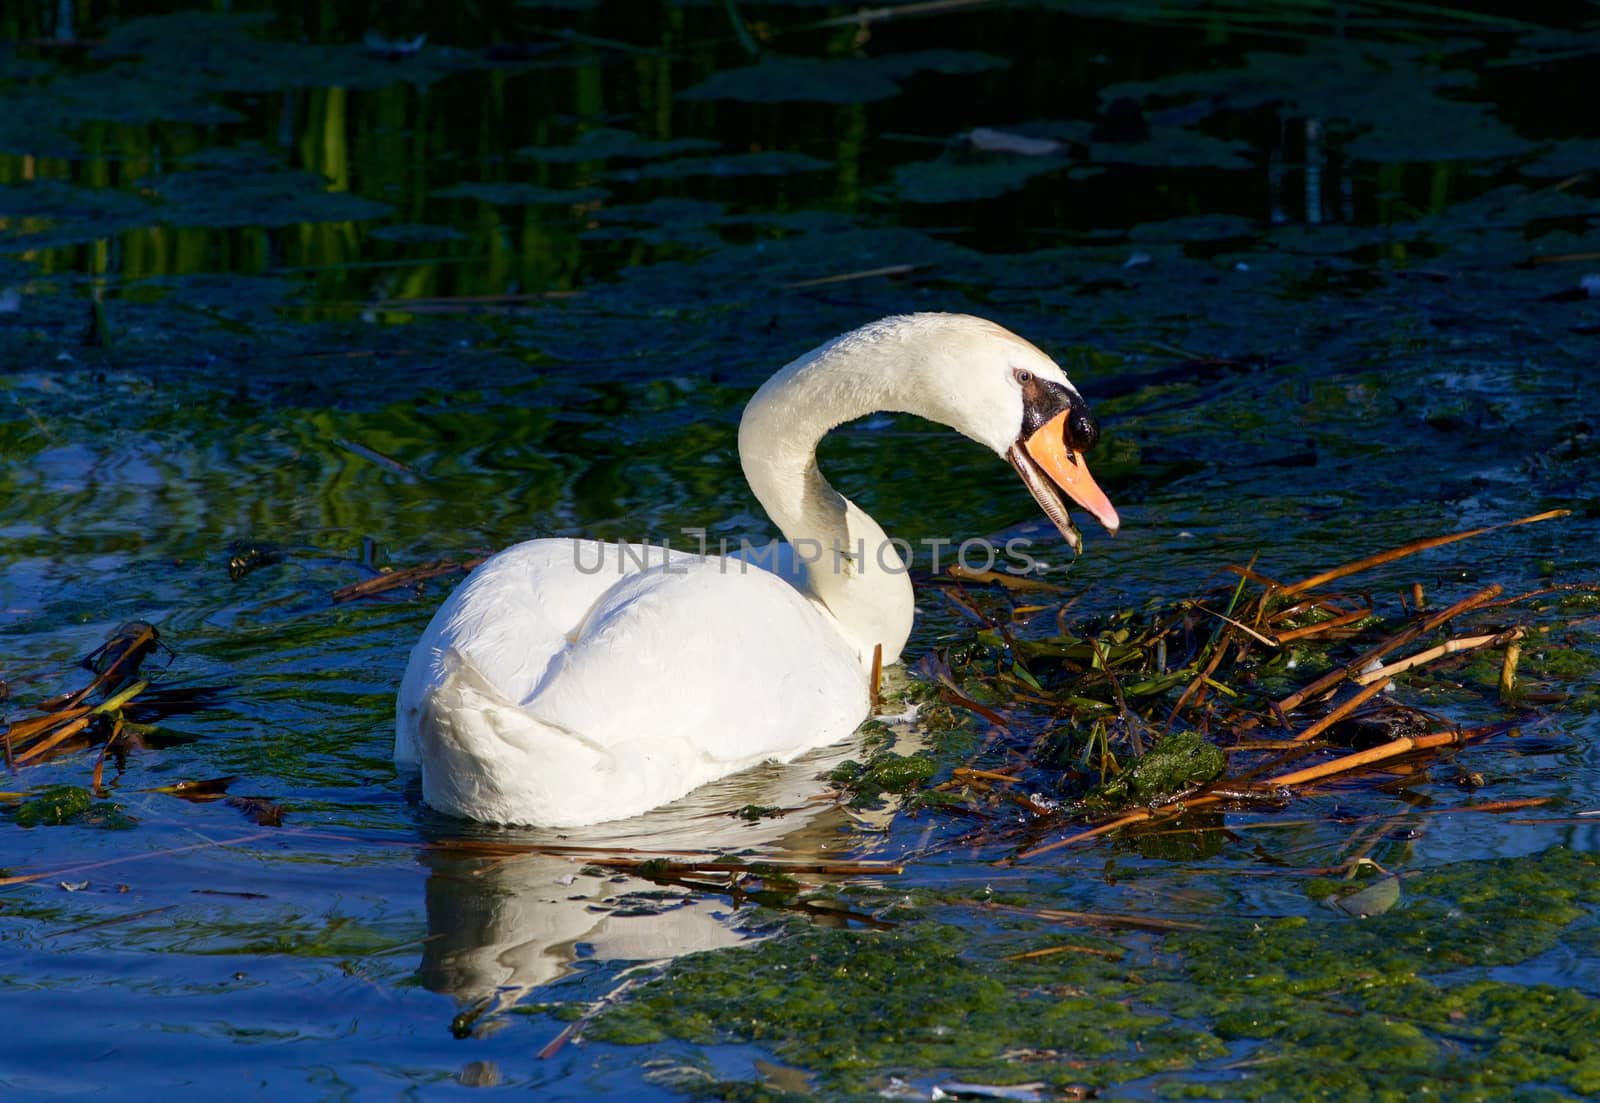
[3,2,1599,1098]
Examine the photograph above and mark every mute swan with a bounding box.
[396,313,1120,826]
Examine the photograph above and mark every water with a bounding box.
[2,2,1599,1099]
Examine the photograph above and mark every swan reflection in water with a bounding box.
[413,725,908,1024]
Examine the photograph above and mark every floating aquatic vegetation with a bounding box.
[579,197,729,248]
[4,143,403,238]
[893,113,1251,205]
[893,150,1081,204]
[1127,213,1260,242]
[624,150,832,180]
[516,127,719,163]
[139,165,392,229]
[586,844,1600,1099]
[913,511,1589,860]
[1,622,159,779]
[680,49,1008,104]
[431,182,609,206]
[0,178,154,249]
[1522,139,1600,180]
[92,9,485,92]
[1101,43,1535,164]
[366,222,470,244]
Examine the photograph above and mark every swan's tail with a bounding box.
[399,648,610,826]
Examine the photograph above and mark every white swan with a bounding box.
[395,313,1120,826]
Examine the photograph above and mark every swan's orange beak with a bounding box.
[1006,408,1119,554]
[1023,410,1120,536]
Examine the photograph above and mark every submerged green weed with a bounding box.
[596,847,1600,1101]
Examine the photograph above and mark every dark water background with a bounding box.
[2,1,1599,1099]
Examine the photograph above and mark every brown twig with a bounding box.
[1273,584,1504,715]
[331,556,486,602]
[1289,678,1393,743]
[1013,721,1513,860]
[870,643,883,712]
[1276,510,1569,598]
[784,264,924,289]
[1353,629,1521,685]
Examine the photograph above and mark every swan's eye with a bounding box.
[1014,368,1033,384]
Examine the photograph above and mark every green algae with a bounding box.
[1088,730,1226,809]
[594,847,1600,1101]
[829,751,938,810]
[12,785,136,829]
[0,3,1597,1099]
[591,919,1210,1095]
[13,785,96,827]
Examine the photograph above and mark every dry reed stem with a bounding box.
[2,705,92,746]
[784,264,923,288]
[1165,628,1236,728]
[1004,943,1125,961]
[0,829,285,887]
[61,622,158,711]
[1499,637,1523,703]
[938,675,1012,731]
[1265,723,1501,788]
[1273,584,1504,715]
[538,974,645,1059]
[1435,796,1554,815]
[1193,603,1277,646]
[1352,629,1520,685]
[1276,510,1569,598]
[1267,596,1347,625]
[12,715,94,764]
[89,717,133,797]
[952,767,1025,784]
[10,672,144,765]
[1014,721,1511,860]
[331,556,486,602]
[1290,677,1394,742]
[980,901,1206,932]
[1526,250,1600,266]
[869,643,883,712]
[1273,604,1372,643]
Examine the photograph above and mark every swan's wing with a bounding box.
[397,541,869,826]
[397,539,687,762]
[528,555,868,775]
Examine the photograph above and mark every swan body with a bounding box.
[397,313,1119,826]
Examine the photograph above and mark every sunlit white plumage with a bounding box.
[396,313,1119,826]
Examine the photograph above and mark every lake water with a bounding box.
[2,2,1599,1099]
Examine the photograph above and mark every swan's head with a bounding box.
[745,312,1120,554]
[910,315,1121,553]
[1002,354,1120,554]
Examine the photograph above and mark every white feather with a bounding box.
[396,313,1086,826]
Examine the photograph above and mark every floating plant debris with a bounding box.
[906,510,1592,860]
[2,2,1598,1097]
[331,554,488,602]
[2,622,159,772]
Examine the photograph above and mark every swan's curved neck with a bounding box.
[737,320,977,669]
